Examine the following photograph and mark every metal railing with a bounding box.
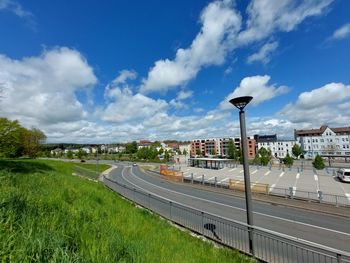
[103,175,350,263]
[182,173,350,207]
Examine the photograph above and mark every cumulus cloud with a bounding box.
[102,86,168,123]
[0,47,97,128]
[247,41,278,64]
[112,69,137,85]
[237,0,332,45]
[140,0,332,94]
[328,23,350,41]
[279,82,350,126]
[140,0,241,94]
[220,75,289,109]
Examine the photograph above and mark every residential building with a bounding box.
[179,144,191,155]
[190,137,256,159]
[295,125,350,159]
[254,134,298,159]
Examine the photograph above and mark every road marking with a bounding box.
[292,173,300,196]
[292,186,297,196]
[279,172,285,178]
[269,183,276,192]
[264,171,271,176]
[296,173,300,179]
[196,175,202,179]
[219,177,229,183]
[229,168,236,171]
[121,167,350,238]
[206,176,216,181]
[314,174,318,181]
[314,174,320,191]
[345,193,350,201]
[251,170,258,175]
[183,171,190,175]
[239,169,244,173]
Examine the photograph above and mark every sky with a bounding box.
[0,0,349,143]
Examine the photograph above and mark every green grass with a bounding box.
[0,159,253,262]
[73,163,111,180]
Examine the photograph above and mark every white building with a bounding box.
[255,134,298,159]
[295,125,350,159]
[179,144,191,155]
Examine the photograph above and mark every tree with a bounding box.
[126,141,138,154]
[258,147,272,166]
[313,154,325,170]
[164,150,170,162]
[196,148,201,157]
[292,144,303,159]
[0,118,25,157]
[22,128,46,158]
[228,139,237,159]
[66,150,73,159]
[283,153,294,167]
[182,149,188,156]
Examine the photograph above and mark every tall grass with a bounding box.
[0,159,253,262]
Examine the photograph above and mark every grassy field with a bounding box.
[0,159,253,262]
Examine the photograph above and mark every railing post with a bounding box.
[191,173,193,184]
[201,211,204,235]
[148,193,151,209]
[289,187,293,199]
[169,201,172,220]
[214,177,217,187]
[202,174,204,185]
[337,253,342,263]
[318,191,323,203]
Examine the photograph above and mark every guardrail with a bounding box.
[103,175,350,263]
[182,173,350,207]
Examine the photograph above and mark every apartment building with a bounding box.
[254,134,298,159]
[190,137,256,159]
[295,125,350,159]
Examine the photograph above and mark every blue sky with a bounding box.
[0,0,349,143]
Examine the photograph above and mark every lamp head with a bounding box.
[229,96,253,111]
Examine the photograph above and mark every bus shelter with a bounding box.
[188,157,235,170]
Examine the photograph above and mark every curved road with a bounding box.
[107,163,350,253]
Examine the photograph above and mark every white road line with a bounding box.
[293,186,297,196]
[122,167,350,238]
[279,172,285,178]
[239,169,244,173]
[314,174,320,191]
[264,171,271,176]
[219,177,229,183]
[345,193,350,201]
[195,175,203,179]
[269,183,276,192]
[183,171,190,175]
[206,176,216,181]
[314,174,318,181]
[229,168,236,171]
[296,173,300,179]
[293,173,300,195]
[251,170,258,175]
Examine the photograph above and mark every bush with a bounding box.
[283,153,294,167]
[313,154,325,170]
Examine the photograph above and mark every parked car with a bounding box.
[337,168,350,182]
[133,163,137,166]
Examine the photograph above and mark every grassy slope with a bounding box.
[0,159,252,262]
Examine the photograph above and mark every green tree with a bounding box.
[258,147,272,166]
[196,148,201,157]
[22,128,46,158]
[228,139,237,159]
[313,154,325,170]
[126,141,138,154]
[66,150,73,159]
[292,144,303,159]
[164,150,170,162]
[0,118,25,157]
[283,153,294,167]
[182,149,188,156]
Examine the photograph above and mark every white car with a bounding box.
[337,168,350,183]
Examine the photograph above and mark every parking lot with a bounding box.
[178,163,350,204]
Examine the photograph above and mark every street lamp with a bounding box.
[229,96,254,256]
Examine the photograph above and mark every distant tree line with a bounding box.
[0,117,46,158]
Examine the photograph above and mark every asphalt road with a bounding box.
[106,163,350,254]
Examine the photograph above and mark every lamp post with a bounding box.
[229,96,254,256]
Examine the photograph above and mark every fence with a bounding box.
[182,173,350,207]
[103,175,350,263]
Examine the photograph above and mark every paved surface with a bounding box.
[106,163,350,254]
[177,163,350,204]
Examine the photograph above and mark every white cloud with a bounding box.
[140,0,241,94]
[220,75,289,109]
[140,0,332,95]
[176,90,193,100]
[279,82,350,126]
[237,0,333,45]
[329,23,350,41]
[247,41,278,64]
[0,47,97,127]
[0,0,36,28]
[102,87,168,123]
[112,69,137,85]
